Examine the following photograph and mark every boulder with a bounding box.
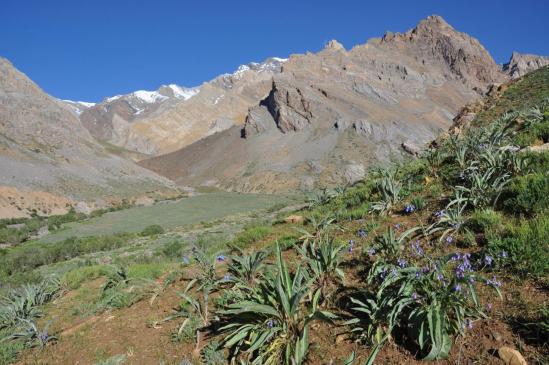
[498,346,527,365]
[284,215,304,224]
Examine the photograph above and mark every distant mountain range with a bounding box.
[0,15,547,217]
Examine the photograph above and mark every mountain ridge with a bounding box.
[139,15,548,193]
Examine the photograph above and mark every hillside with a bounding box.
[139,16,546,194]
[0,58,178,218]
[1,65,547,364]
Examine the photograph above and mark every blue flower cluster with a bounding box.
[404,204,416,214]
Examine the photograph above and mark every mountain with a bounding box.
[503,52,549,79]
[0,58,178,218]
[141,15,547,193]
[65,58,286,155]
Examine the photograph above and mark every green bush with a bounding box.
[61,265,111,289]
[140,224,165,236]
[162,240,185,259]
[0,233,134,277]
[514,120,549,147]
[468,209,504,238]
[232,225,272,249]
[127,263,165,280]
[487,214,549,277]
[504,173,549,215]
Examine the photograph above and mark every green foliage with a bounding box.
[227,249,268,289]
[296,236,345,304]
[347,252,499,360]
[127,263,165,280]
[370,169,402,215]
[61,265,111,289]
[232,225,272,249]
[140,224,164,236]
[218,243,335,364]
[0,336,24,365]
[0,278,61,330]
[504,173,549,215]
[0,233,134,278]
[201,340,225,364]
[161,239,186,259]
[467,209,504,239]
[487,214,549,277]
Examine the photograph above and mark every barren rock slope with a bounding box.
[0,58,177,217]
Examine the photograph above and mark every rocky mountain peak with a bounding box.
[503,52,549,79]
[324,39,345,51]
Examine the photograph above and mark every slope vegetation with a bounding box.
[2,66,547,364]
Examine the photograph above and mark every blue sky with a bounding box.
[1,0,548,102]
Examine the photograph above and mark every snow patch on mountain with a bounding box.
[167,84,199,100]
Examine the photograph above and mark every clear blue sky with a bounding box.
[1,0,548,102]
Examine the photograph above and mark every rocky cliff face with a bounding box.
[503,52,549,79]
[0,58,177,218]
[141,16,525,193]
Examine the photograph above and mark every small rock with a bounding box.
[522,142,549,153]
[35,226,49,238]
[491,331,503,342]
[401,141,421,156]
[284,215,304,224]
[498,346,527,365]
[335,334,346,344]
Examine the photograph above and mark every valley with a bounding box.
[0,10,547,365]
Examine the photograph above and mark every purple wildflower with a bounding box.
[267,319,274,328]
[405,204,416,214]
[487,303,493,311]
[411,240,424,257]
[223,274,231,282]
[39,331,49,343]
[453,283,462,292]
[412,292,419,300]
[394,223,401,230]
[484,255,494,266]
[434,210,444,219]
[367,247,376,257]
[465,319,473,330]
[445,235,454,244]
[436,272,445,281]
[397,258,407,268]
[499,251,508,259]
[357,229,368,238]
[216,255,226,262]
[182,256,190,265]
[486,276,502,288]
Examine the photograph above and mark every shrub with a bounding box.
[232,225,271,249]
[127,263,165,280]
[487,214,549,277]
[140,224,165,236]
[0,233,134,277]
[468,209,504,238]
[61,265,111,289]
[504,173,549,215]
[161,240,185,259]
